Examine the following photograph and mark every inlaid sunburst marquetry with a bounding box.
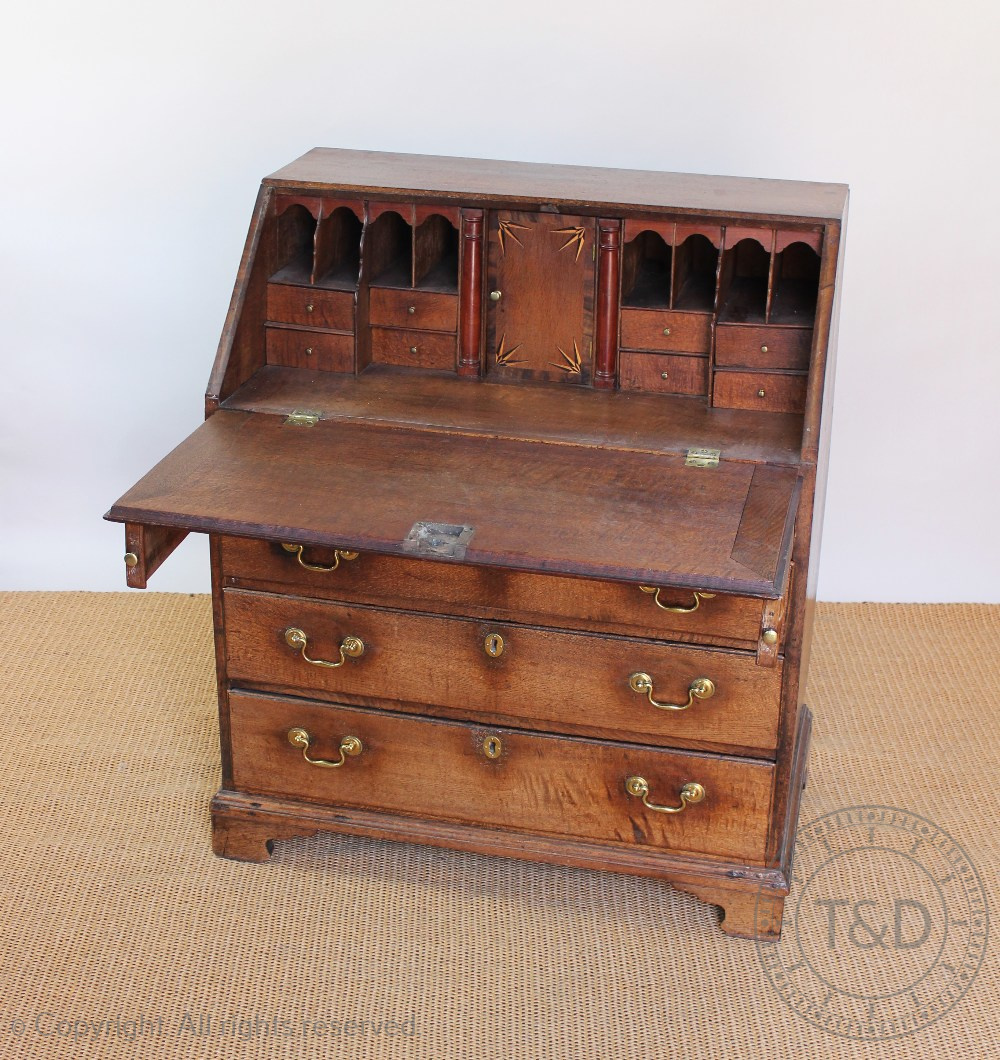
[549,339,583,375]
[495,332,526,368]
[497,218,528,254]
[553,226,587,262]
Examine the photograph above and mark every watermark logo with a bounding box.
[755,805,988,1041]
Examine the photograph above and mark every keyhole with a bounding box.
[484,632,505,657]
[483,736,502,759]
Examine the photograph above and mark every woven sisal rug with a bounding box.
[0,593,996,1059]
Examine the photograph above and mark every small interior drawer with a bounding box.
[266,283,355,330]
[619,352,708,397]
[228,690,774,859]
[713,370,807,415]
[715,325,812,371]
[370,327,456,370]
[620,309,712,354]
[265,327,354,373]
[369,288,458,332]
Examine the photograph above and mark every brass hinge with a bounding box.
[685,447,720,468]
[284,409,320,427]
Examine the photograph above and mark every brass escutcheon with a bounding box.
[482,735,503,759]
[484,632,505,658]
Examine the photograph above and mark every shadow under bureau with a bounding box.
[106,148,847,940]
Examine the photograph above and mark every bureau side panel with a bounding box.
[765,214,846,864]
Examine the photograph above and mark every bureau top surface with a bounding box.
[107,403,800,597]
[266,148,849,223]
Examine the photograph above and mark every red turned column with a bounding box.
[459,209,485,377]
[594,219,621,389]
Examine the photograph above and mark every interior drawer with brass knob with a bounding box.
[619,308,712,353]
[369,326,456,370]
[266,283,355,330]
[227,690,774,861]
[715,325,812,371]
[222,589,783,755]
[265,326,354,373]
[218,537,781,652]
[712,369,808,415]
[619,351,709,397]
[369,288,458,332]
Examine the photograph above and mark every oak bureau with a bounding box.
[106,148,847,940]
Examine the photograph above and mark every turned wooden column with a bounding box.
[594,219,621,389]
[459,209,485,377]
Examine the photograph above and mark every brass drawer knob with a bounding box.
[625,777,705,814]
[761,344,768,353]
[287,727,363,768]
[757,388,766,398]
[306,302,315,313]
[639,586,715,614]
[124,552,139,569]
[281,542,359,573]
[284,627,365,668]
[662,327,671,336]
[762,628,779,645]
[407,305,416,314]
[660,371,669,380]
[305,347,313,356]
[410,346,418,354]
[628,672,715,711]
[490,290,502,301]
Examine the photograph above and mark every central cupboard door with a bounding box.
[486,211,596,384]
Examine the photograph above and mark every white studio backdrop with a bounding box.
[2,0,999,601]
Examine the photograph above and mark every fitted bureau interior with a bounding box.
[254,190,824,420]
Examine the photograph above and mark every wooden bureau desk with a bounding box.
[106,149,846,940]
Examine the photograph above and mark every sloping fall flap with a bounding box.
[105,410,800,598]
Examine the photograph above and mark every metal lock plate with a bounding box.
[484,632,504,658]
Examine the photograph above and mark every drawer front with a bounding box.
[220,537,771,650]
[715,325,812,371]
[370,327,456,370]
[369,288,458,332]
[265,327,354,373]
[228,691,773,860]
[620,309,712,354]
[223,590,783,754]
[713,371,807,415]
[266,284,355,330]
[619,352,709,397]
